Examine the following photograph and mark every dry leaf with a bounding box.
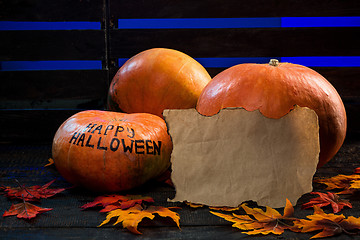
[184,201,240,211]
[81,194,154,212]
[209,206,241,211]
[350,180,360,189]
[211,199,298,235]
[1,180,65,201]
[44,158,54,167]
[184,201,204,208]
[302,192,352,213]
[81,195,126,209]
[3,201,52,219]
[314,174,360,195]
[99,204,181,234]
[294,206,360,238]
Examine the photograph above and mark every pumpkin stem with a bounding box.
[269,59,279,67]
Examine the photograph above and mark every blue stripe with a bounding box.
[1,17,358,30]
[117,17,360,29]
[118,18,281,29]
[119,56,360,68]
[281,17,360,27]
[0,60,102,71]
[0,21,101,30]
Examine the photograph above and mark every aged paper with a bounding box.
[163,106,319,208]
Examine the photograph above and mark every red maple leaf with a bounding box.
[81,194,154,212]
[1,180,65,201]
[3,201,52,219]
[302,192,352,213]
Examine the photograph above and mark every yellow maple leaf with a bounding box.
[294,205,360,238]
[211,199,297,235]
[44,158,54,167]
[99,204,180,234]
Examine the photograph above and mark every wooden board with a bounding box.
[111,0,360,18]
[0,0,359,143]
[0,142,359,239]
[109,28,360,58]
[0,0,104,21]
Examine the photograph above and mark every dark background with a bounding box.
[0,0,359,144]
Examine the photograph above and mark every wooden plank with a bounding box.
[0,30,105,61]
[0,70,108,109]
[110,0,360,18]
[0,142,359,240]
[109,27,360,58]
[0,110,82,144]
[0,226,318,240]
[0,0,104,21]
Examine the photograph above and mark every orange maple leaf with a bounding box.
[314,174,360,195]
[44,158,54,167]
[99,204,181,234]
[294,205,360,238]
[350,180,360,189]
[1,180,65,201]
[302,192,352,213]
[3,201,52,219]
[211,199,298,235]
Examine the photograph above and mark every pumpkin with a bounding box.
[196,59,346,168]
[108,48,212,118]
[52,110,172,192]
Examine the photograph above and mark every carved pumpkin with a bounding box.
[196,59,346,168]
[52,110,172,192]
[108,48,211,118]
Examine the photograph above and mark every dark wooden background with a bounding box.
[0,0,359,144]
[0,1,360,239]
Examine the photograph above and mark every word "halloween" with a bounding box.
[68,123,162,155]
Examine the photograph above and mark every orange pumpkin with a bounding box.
[196,59,346,168]
[52,110,172,192]
[108,48,211,118]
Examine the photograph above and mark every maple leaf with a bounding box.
[354,167,360,174]
[302,192,352,213]
[1,180,65,201]
[314,174,360,194]
[44,158,54,167]
[81,195,128,209]
[350,180,360,189]
[3,201,52,219]
[294,205,360,238]
[211,199,298,235]
[81,194,154,212]
[184,201,204,208]
[209,206,241,211]
[99,204,181,234]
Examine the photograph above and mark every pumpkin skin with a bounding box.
[52,110,172,192]
[108,48,211,118]
[196,60,346,168]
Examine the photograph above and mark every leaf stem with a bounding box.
[15,179,36,199]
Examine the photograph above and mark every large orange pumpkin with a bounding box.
[52,110,172,192]
[108,48,211,118]
[196,59,346,168]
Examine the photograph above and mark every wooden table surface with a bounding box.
[0,139,359,240]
